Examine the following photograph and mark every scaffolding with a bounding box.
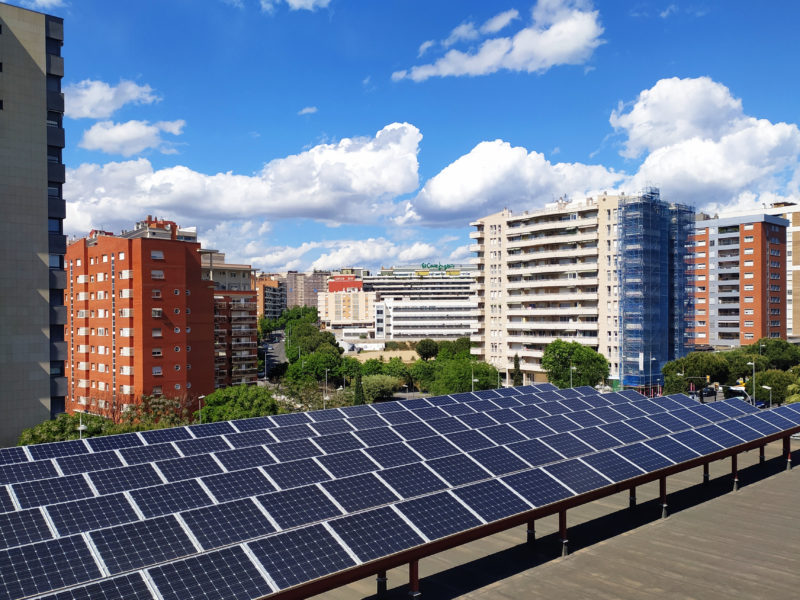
[618,188,694,389]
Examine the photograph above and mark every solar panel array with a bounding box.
[1,384,799,600]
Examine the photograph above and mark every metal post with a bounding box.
[526,520,536,545]
[408,560,420,598]
[784,436,792,471]
[702,462,709,484]
[660,476,668,519]
[732,453,739,492]
[628,486,636,509]
[376,571,387,596]
[559,510,568,557]
[759,445,765,464]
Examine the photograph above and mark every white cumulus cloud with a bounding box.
[393,0,603,82]
[64,79,159,119]
[297,106,318,115]
[79,120,185,157]
[260,0,330,11]
[481,8,520,34]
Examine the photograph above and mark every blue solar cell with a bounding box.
[665,393,698,407]
[28,440,88,461]
[440,403,476,416]
[502,468,573,507]
[755,410,797,430]
[573,386,599,396]
[469,446,528,476]
[631,399,667,415]
[738,414,780,435]
[452,479,530,522]
[316,450,379,478]
[328,506,425,561]
[379,411,421,426]
[230,416,276,431]
[445,430,495,452]
[85,433,143,452]
[726,398,759,414]
[45,493,139,537]
[248,524,356,590]
[558,388,582,399]
[425,395,458,405]
[644,437,699,464]
[214,446,275,471]
[688,404,727,423]
[308,408,346,421]
[705,401,746,419]
[465,399,499,413]
[322,473,399,512]
[484,408,524,424]
[579,395,611,408]
[267,438,322,462]
[565,411,604,429]
[544,459,612,494]
[157,453,223,482]
[225,430,276,448]
[571,427,621,451]
[492,397,523,409]
[308,419,354,435]
[611,403,648,419]
[0,447,28,466]
[405,436,460,460]
[646,412,692,433]
[0,488,14,513]
[149,545,271,600]
[773,405,800,425]
[313,432,364,454]
[265,424,314,442]
[614,443,674,472]
[119,442,180,465]
[363,443,421,468]
[457,412,498,429]
[512,405,549,420]
[619,390,647,401]
[186,421,237,438]
[0,508,53,550]
[541,432,594,458]
[598,421,647,444]
[339,404,378,417]
[139,428,192,444]
[539,414,581,432]
[412,406,450,421]
[397,492,482,540]
[426,454,490,486]
[580,451,644,483]
[0,458,61,483]
[426,416,470,434]
[650,397,684,412]
[670,430,723,456]
[480,424,527,445]
[89,463,163,495]
[0,535,101,599]
[538,401,572,416]
[558,397,593,412]
[507,438,563,466]
[511,393,540,405]
[590,406,626,423]
[264,458,331,490]
[601,392,630,405]
[353,427,403,447]
[495,387,522,397]
[14,474,93,509]
[91,516,196,574]
[175,436,232,457]
[392,422,437,441]
[130,479,213,518]
[202,467,275,502]
[372,402,408,413]
[535,390,562,402]
[258,485,342,529]
[450,392,479,402]
[36,573,154,600]
[625,416,672,438]
[510,419,556,439]
[400,398,433,410]
[271,412,312,426]
[715,420,763,443]
[695,425,746,448]
[669,408,712,428]
[181,499,276,550]
[376,463,448,499]
[473,389,501,400]
[348,415,389,430]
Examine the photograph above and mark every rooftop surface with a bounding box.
[321,439,799,600]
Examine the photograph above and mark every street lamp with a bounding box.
[471,365,479,393]
[759,343,766,355]
[649,355,657,397]
[761,385,772,408]
[746,361,756,406]
[570,365,577,388]
[77,412,87,439]
[324,369,329,409]
[198,395,205,424]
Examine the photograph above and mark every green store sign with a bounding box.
[420,263,455,270]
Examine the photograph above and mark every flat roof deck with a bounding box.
[318,439,799,600]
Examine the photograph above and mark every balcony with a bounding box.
[50,341,67,361]
[509,216,598,236]
[506,277,598,290]
[47,162,65,183]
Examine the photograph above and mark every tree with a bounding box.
[541,339,608,388]
[353,372,365,405]
[361,374,400,403]
[337,357,362,386]
[721,349,768,387]
[18,412,115,445]
[512,354,523,386]
[428,359,498,395]
[742,338,800,371]
[436,338,470,360]
[383,357,411,386]
[361,358,385,376]
[751,369,795,405]
[410,359,435,393]
[416,338,438,361]
[197,385,282,422]
[662,351,731,393]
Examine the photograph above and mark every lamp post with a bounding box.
[761,385,772,408]
[746,361,756,405]
[759,343,766,355]
[649,355,657,397]
[570,365,577,388]
[471,365,478,393]
[198,395,205,424]
[77,412,87,439]
[324,369,329,409]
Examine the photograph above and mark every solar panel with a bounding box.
[539,414,581,432]
[0,508,53,550]
[590,406,627,423]
[451,479,531,522]
[247,524,356,590]
[457,412,499,429]
[85,432,143,452]
[267,438,323,462]
[492,397,523,409]
[507,439,563,466]
[538,401,572,416]
[316,450,380,478]
[694,424,745,449]
[670,430,723,456]
[322,473,399,512]
[328,506,424,561]
[272,412,312,426]
[391,422,437,440]
[348,415,390,431]
[308,407,346,421]
[440,403,476,416]
[353,427,403,447]
[0,460,58,485]
[264,458,331,490]
[378,411,421,426]
[157,454,224,482]
[139,427,192,444]
[363,443,421,468]
[405,436,460,460]
[540,432,594,458]
[669,408,712,427]
[312,432,364,454]
[715,419,762,442]
[0,487,15,513]
[339,404,378,417]
[176,436,231,456]
[0,447,29,466]
[469,446,528,476]
[397,492,482,540]
[214,446,275,471]
[57,451,123,475]
[46,493,139,536]
[373,401,409,413]
[646,412,693,433]
[89,463,163,495]
[309,419,354,435]
[36,573,154,600]
[610,403,648,419]
[201,468,275,502]
[412,406,450,421]
[425,454,490,486]
[14,474,94,509]
[479,424,527,445]
[580,451,644,483]
[502,468,573,507]
[258,485,342,529]
[119,442,180,465]
[543,459,612,494]
[465,400,499,413]
[187,420,237,438]
[28,439,88,461]
[129,479,213,518]
[180,499,277,550]
[376,463,448,499]
[226,429,277,448]
[643,436,699,463]
[614,443,674,472]
[267,424,315,442]
[571,426,622,451]
[426,416,470,434]
[230,416,276,431]
[510,419,556,439]
[445,430,495,452]
[148,545,271,600]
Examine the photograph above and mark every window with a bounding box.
[744,321,754,327]
[744,236,754,242]
[744,260,754,267]
[174,289,180,295]
[174,384,181,390]
[744,333,754,340]
[186,382,192,389]
[152,348,162,357]
[744,273,754,279]
[174,327,181,333]
[745,297,754,303]
[150,250,164,260]
[186,346,191,352]
[744,248,754,255]
[152,386,162,396]
[102,255,108,263]
[744,224,754,231]
[174,346,181,352]
[152,289,162,299]
[152,366,163,376]
[186,308,191,315]
[152,328,163,338]
[151,270,165,280]
[186,327,191,333]
[744,285,754,291]
[119,252,125,260]
[744,309,754,315]
[174,308,180,314]
[174,364,181,371]
[151,308,163,318]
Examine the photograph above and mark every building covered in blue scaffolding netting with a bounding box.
[618,188,694,389]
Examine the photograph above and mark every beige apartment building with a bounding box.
[318,290,377,338]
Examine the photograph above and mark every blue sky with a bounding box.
[14,0,800,271]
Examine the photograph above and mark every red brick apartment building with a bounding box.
[690,214,788,348]
[64,217,214,416]
[214,291,259,388]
